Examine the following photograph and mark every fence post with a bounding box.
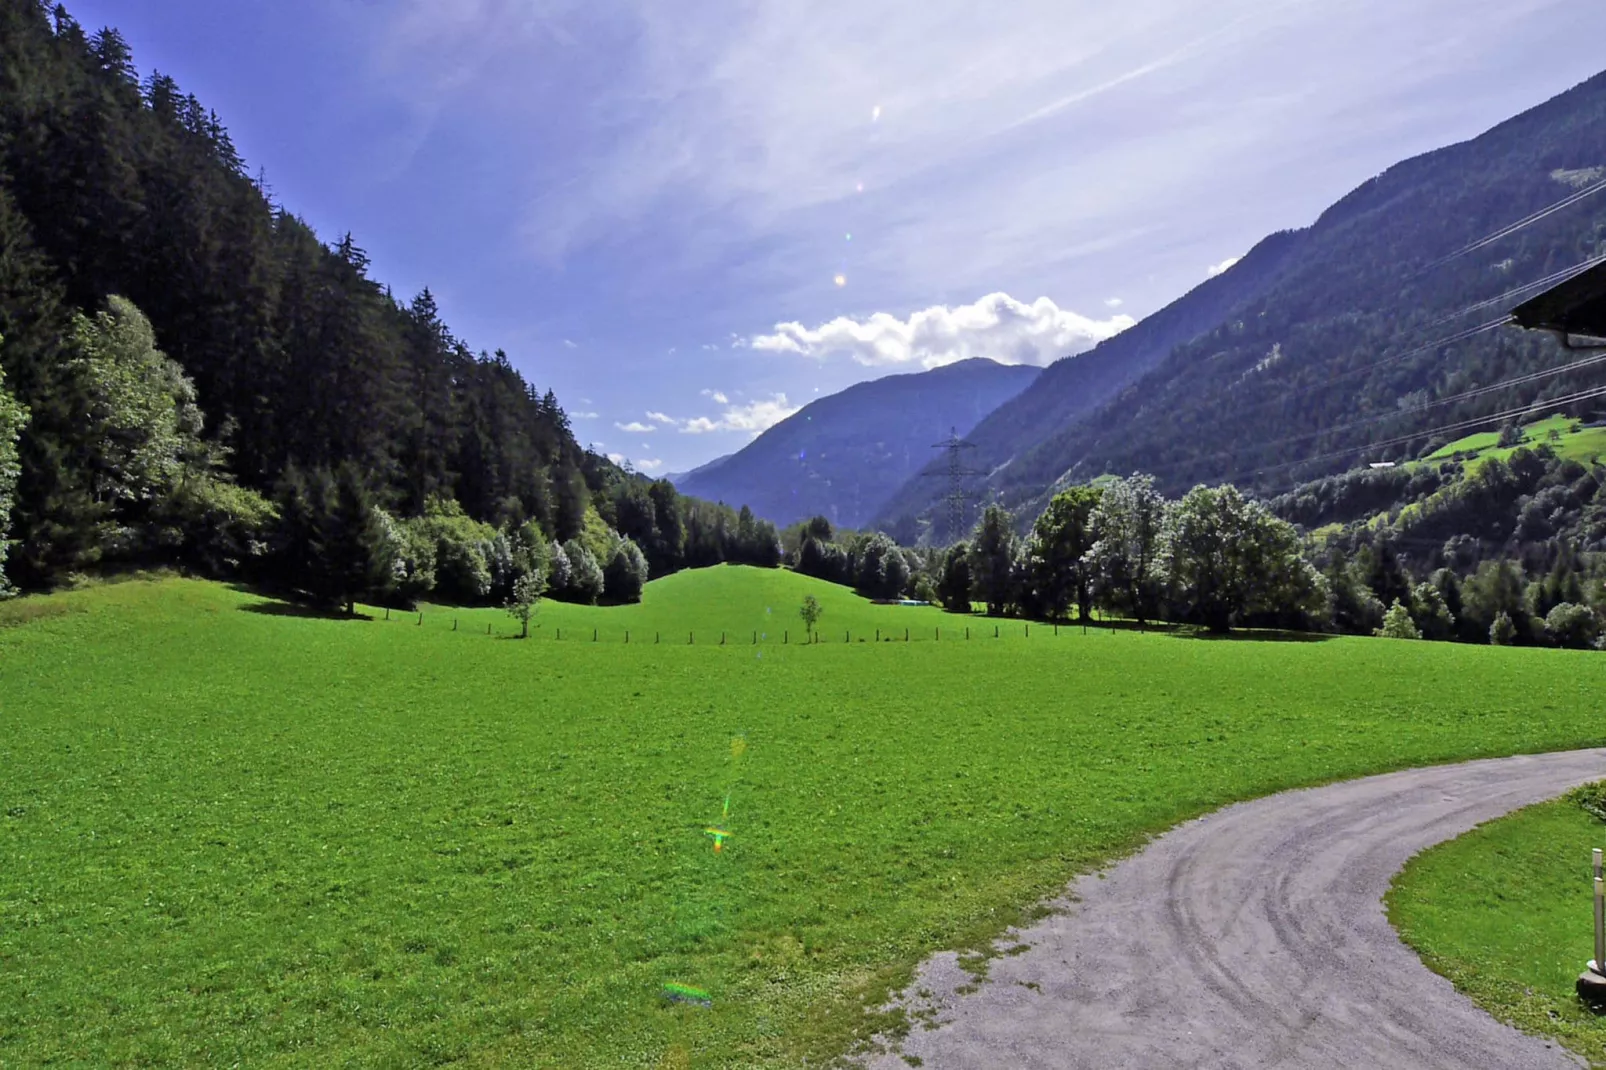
[1054,623,1058,636]
[721,632,726,646]
[487,623,491,635]
[1595,849,1604,973]
[753,631,757,644]
[1025,624,1029,638]
[966,626,969,640]
[626,631,629,644]
[593,628,598,643]
[557,628,561,640]
[690,631,694,644]
[454,619,458,631]
[656,632,660,644]
[418,612,423,626]
[905,627,909,642]
[876,628,880,642]
[995,624,999,639]
[385,607,390,621]
[845,630,849,643]
[784,630,788,644]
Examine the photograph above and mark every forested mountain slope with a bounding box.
[878,69,1606,534]
[0,1,603,586]
[675,358,1040,528]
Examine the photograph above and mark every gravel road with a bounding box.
[864,749,1606,1069]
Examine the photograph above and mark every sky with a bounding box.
[68,0,1606,477]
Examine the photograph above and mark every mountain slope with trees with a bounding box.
[675,358,1040,529]
[0,0,780,603]
[877,69,1606,535]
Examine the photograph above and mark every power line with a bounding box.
[1423,252,1606,329]
[1141,346,1606,482]
[1413,176,1606,277]
[1233,384,1606,495]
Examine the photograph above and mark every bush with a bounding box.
[411,499,496,604]
[1375,599,1421,639]
[560,538,604,604]
[164,475,276,578]
[604,538,648,603]
[1489,611,1516,646]
[547,540,572,594]
[1545,602,1599,650]
[386,514,437,607]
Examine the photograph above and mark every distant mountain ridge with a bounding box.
[876,69,1606,534]
[673,359,1041,529]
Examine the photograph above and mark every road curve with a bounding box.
[865,749,1606,1070]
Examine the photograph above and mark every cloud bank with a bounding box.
[646,394,803,437]
[748,292,1133,370]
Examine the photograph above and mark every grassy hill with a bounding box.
[1421,414,1606,471]
[4,568,1606,1067]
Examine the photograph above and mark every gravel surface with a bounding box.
[864,749,1606,1069]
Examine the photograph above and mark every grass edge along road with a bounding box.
[1388,786,1606,1068]
[5,570,1606,1068]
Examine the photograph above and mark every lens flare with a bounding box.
[834,274,847,287]
[662,982,712,1008]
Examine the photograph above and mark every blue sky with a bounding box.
[69,0,1606,476]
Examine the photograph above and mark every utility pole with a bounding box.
[927,427,982,546]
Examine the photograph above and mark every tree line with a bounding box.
[0,1,782,606]
[794,459,1606,648]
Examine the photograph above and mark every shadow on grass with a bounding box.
[1172,627,1335,644]
[238,599,373,622]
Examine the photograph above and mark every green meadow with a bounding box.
[4,567,1606,1068]
[1389,792,1606,1066]
[1423,414,1606,471]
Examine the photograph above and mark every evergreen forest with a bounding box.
[0,0,780,607]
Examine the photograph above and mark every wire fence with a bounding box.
[368,606,1143,645]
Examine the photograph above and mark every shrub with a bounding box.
[1489,611,1516,646]
[1375,599,1421,640]
[604,538,648,604]
[1545,602,1599,650]
[560,539,604,604]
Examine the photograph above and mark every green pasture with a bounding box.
[1389,792,1606,1066]
[404,564,988,644]
[4,569,1606,1068]
[1423,414,1606,471]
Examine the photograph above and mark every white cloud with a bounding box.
[1207,255,1242,277]
[1105,297,1124,308]
[699,389,729,404]
[563,339,579,349]
[749,292,1133,370]
[636,458,664,471]
[644,410,676,424]
[606,452,626,465]
[679,393,800,436]
[616,420,656,433]
[572,411,599,419]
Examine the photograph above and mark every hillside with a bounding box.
[674,358,1040,528]
[877,70,1606,533]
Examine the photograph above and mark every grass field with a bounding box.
[1388,791,1606,1066]
[5,568,1606,1068]
[1423,414,1606,471]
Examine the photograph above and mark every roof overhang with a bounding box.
[1510,259,1606,345]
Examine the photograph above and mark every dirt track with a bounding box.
[864,749,1606,1069]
